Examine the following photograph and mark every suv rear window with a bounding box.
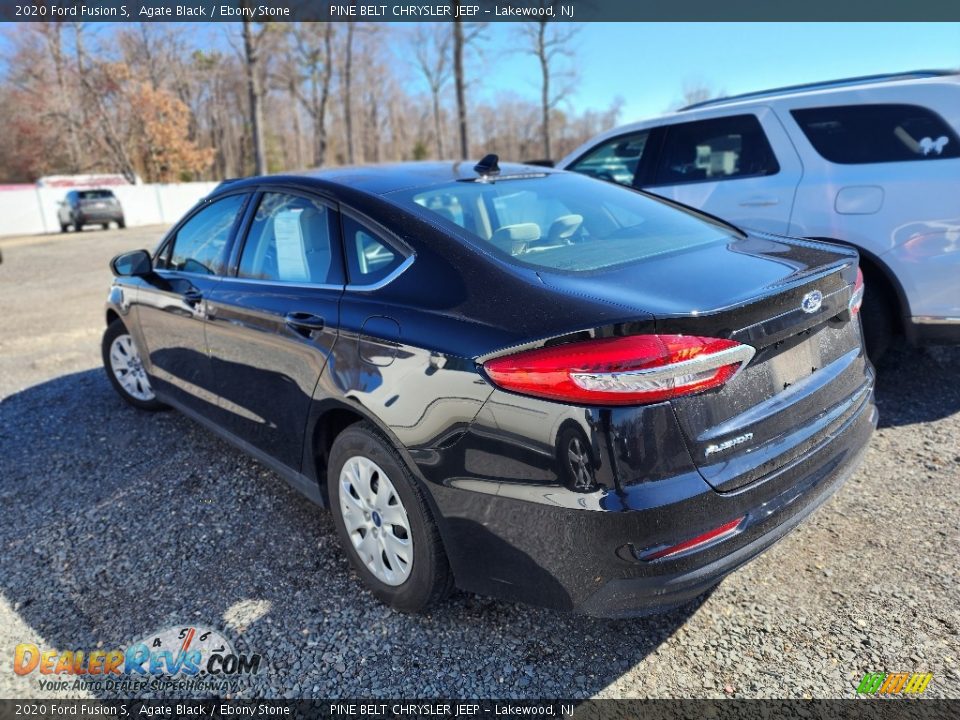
[791,104,960,164]
[390,173,738,273]
[78,190,115,200]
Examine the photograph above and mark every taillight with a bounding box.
[849,267,864,316]
[482,334,755,406]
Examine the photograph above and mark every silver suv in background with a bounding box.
[558,71,960,359]
[58,188,126,232]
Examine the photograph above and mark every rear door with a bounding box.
[137,193,250,417]
[784,97,960,321]
[203,189,344,471]
[641,109,802,234]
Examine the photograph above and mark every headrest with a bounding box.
[547,214,583,242]
[490,223,541,255]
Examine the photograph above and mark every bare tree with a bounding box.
[412,25,451,158]
[450,9,486,160]
[0,22,626,183]
[37,24,83,173]
[671,80,725,110]
[290,23,335,167]
[241,18,267,174]
[342,23,356,164]
[451,14,467,159]
[523,15,579,160]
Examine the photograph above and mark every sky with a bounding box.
[1,21,957,124]
[475,22,960,121]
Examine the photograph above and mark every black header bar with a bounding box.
[2,0,960,22]
[0,699,955,719]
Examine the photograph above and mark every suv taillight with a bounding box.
[482,334,755,406]
[849,267,864,316]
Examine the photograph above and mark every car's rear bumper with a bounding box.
[427,382,876,617]
[78,210,124,223]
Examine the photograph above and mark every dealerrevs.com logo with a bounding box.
[13,625,263,694]
[856,672,933,696]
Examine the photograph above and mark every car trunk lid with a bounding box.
[538,232,867,492]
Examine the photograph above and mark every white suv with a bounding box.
[558,71,960,359]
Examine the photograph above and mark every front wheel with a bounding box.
[102,319,166,411]
[328,423,453,612]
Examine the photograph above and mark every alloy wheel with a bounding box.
[109,334,155,401]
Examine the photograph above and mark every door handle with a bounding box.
[285,312,325,333]
[739,196,780,207]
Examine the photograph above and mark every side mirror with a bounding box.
[110,249,152,277]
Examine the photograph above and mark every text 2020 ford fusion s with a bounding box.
[103,158,876,617]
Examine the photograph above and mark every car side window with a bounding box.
[237,193,343,285]
[158,194,246,275]
[567,131,649,187]
[791,104,960,164]
[653,114,780,185]
[342,216,407,286]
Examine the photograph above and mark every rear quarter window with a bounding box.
[791,104,960,164]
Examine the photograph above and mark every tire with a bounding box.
[101,319,166,411]
[118,218,126,229]
[73,218,83,232]
[59,223,68,233]
[327,422,453,612]
[102,223,110,230]
[859,271,895,363]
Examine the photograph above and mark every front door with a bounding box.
[203,190,344,471]
[136,193,249,417]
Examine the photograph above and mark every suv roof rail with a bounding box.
[679,70,959,111]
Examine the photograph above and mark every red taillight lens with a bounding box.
[849,267,864,316]
[482,334,755,406]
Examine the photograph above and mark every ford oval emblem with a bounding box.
[801,290,823,314]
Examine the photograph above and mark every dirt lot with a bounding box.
[0,227,958,699]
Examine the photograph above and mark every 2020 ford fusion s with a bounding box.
[103,158,876,617]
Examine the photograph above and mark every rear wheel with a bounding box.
[328,423,453,612]
[102,223,110,230]
[102,319,166,411]
[59,223,68,233]
[118,218,126,229]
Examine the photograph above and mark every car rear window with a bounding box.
[78,190,115,200]
[791,104,960,164]
[389,173,738,273]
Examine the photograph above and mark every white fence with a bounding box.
[0,182,220,237]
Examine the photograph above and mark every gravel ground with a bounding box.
[0,227,957,700]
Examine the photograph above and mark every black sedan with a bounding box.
[103,159,876,617]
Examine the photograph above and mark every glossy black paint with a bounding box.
[106,162,876,616]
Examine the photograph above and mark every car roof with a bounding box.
[557,70,960,168]
[679,70,958,112]
[210,161,558,198]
